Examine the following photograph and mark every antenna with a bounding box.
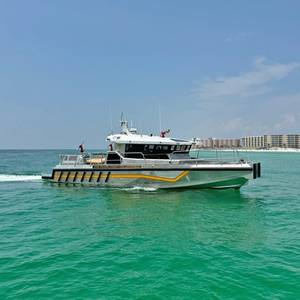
[120,112,129,134]
[159,105,162,133]
[109,105,113,134]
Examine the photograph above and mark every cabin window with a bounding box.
[148,145,154,153]
[106,152,121,164]
[125,143,177,157]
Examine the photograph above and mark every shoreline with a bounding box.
[191,148,300,153]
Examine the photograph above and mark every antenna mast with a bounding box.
[109,105,113,134]
[120,112,129,134]
[159,105,162,133]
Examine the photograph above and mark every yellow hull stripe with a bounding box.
[54,171,61,181]
[109,171,189,182]
[53,170,189,183]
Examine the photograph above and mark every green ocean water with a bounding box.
[0,150,299,299]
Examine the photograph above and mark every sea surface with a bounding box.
[0,150,299,299]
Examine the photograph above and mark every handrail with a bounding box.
[123,151,146,159]
[59,154,84,166]
[123,151,190,165]
[189,149,249,164]
[169,150,190,161]
[58,149,248,167]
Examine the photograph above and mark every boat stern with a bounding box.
[252,162,261,179]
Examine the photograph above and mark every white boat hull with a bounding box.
[42,164,256,189]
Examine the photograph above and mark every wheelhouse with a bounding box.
[106,118,192,161]
[123,143,192,159]
[125,143,192,153]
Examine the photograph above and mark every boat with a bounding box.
[42,117,261,189]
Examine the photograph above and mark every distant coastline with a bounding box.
[194,134,300,150]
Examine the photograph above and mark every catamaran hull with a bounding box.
[42,165,259,189]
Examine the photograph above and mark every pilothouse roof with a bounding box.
[107,133,191,145]
[106,117,191,145]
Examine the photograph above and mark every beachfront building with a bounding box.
[193,138,241,149]
[286,135,300,148]
[241,134,300,149]
[241,136,265,149]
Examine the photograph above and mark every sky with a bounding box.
[0,0,300,149]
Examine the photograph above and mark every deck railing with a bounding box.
[59,149,248,166]
[60,153,106,165]
[59,154,84,165]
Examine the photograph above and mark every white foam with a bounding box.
[123,186,158,192]
[0,174,42,182]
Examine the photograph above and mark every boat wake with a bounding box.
[0,174,42,182]
[122,186,158,192]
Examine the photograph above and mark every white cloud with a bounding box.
[225,32,252,43]
[193,57,300,99]
[221,117,243,131]
[274,113,300,131]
